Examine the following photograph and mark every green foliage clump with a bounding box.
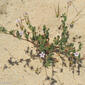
[0,12,83,75]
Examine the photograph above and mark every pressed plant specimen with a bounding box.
[0,3,85,84]
[0,12,83,73]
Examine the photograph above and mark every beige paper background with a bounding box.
[0,0,85,85]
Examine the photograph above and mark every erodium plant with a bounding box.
[1,9,85,84]
[0,12,83,75]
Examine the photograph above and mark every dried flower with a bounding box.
[39,52,45,58]
[16,18,24,30]
[23,12,30,25]
[74,52,79,57]
[24,12,28,16]
[16,18,22,25]
[19,31,23,36]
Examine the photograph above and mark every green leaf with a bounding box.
[78,53,80,59]
[49,43,54,52]
[44,57,53,67]
[0,27,7,33]
[32,32,37,41]
[54,37,58,45]
[25,34,29,40]
[24,29,26,34]
[32,27,36,33]
[9,30,15,35]
[16,31,21,39]
[43,25,49,39]
[24,29,29,40]
[37,35,42,44]
[48,53,54,57]
[62,13,67,22]
[28,24,36,33]
[43,25,46,33]
[39,44,45,52]
[44,62,50,67]
[78,42,82,51]
[45,29,49,39]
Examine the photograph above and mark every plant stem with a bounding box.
[4,32,37,47]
